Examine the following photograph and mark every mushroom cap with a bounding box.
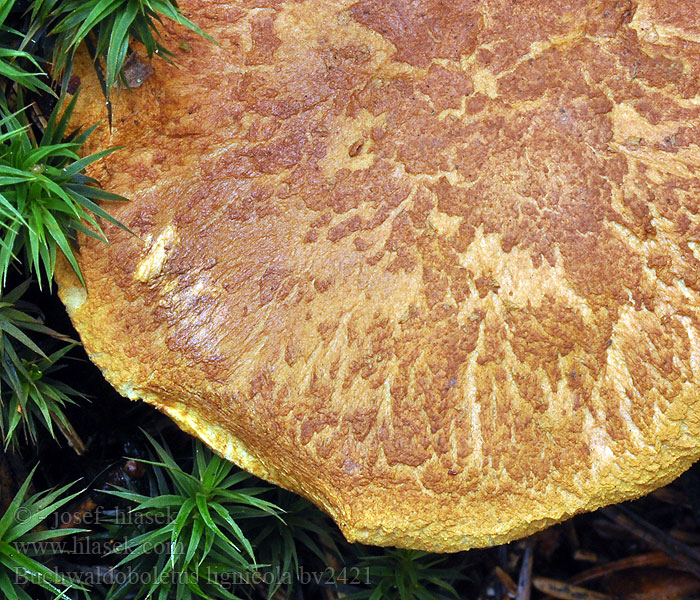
[56,0,700,552]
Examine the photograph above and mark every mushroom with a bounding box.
[56,0,700,552]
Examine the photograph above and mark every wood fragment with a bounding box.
[602,566,700,600]
[565,520,581,549]
[601,505,700,580]
[651,487,690,509]
[669,529,700,545]
[574,550,600,563]
[516,541,534,600]
[569,552,681,586]
[54,417,87,455]
[494,566,518,596]
[533,576,616,600]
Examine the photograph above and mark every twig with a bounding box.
[494,566,517,596]
[601,505,700,580]
[516,541,534,600]
[533,576,616,600]
[569,551,694,586]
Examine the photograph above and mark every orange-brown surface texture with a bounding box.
[56,0,700,552]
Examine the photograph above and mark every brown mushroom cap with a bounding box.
[56,0,700,552]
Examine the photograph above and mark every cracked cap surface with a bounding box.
[56,0,700,551]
